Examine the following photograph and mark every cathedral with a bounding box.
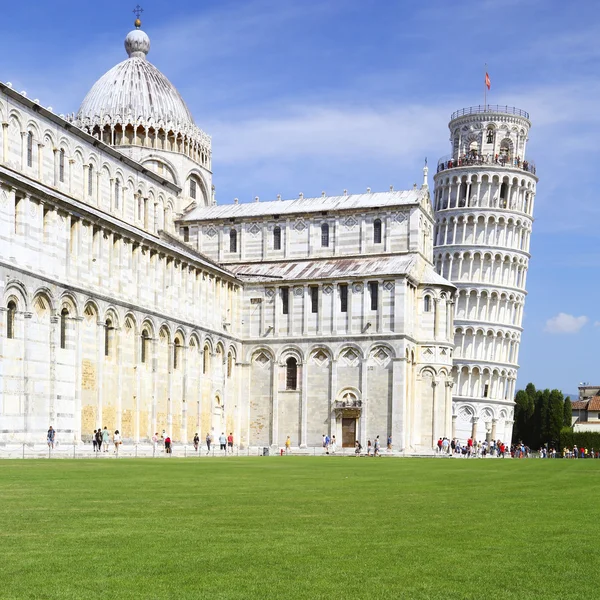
[0,18,536,451]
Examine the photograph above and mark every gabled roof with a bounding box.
[182,190,426,222]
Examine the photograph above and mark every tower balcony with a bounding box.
[436,154,536,175]
[450,105,530,121]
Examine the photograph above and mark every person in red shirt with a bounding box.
[227,432,234,454]
[164,436,171,454]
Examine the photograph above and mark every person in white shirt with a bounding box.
[219,433,227,452]
[113,430,121,456]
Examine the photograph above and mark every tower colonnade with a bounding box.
[433,105,538,444]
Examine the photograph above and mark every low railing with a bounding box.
[451,105,530,120]
[436,154,536,175]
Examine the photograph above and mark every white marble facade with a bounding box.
[0,21,534,451]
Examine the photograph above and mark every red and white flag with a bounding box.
[485,72,491,90]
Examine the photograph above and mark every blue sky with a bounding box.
[2,0,598,394]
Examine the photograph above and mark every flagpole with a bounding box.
[484,63,487,111]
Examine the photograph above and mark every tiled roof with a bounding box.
[588,396,600,411]
[572,400,588,410]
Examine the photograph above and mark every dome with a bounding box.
[73,20,210,153]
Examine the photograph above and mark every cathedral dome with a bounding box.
[73,19,210,160]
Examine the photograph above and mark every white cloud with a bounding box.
[544,313,588,334]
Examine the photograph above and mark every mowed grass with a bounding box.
[1,458,599,600]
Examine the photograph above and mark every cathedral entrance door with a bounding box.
[342,418,356,448]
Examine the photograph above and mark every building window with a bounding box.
[190,179,197,200]
[281,287,289,315]
[374,219,383,244]
[6,300,16,339]
[321,223,329,247]
[173,339,180,370]
[273,226,281,250]
[368,281,378,310]
[88,164,93,196]
[60,308,68,349]
[203,346,210,374]
[483,383,489,398]
[114,180,120,210]
[500,182,508,203]
[286,357,298,390]
[141,330,149,363]
[486,128,494,144]
[229,229,237,253]
[340,284,348,313]
[310,286,318,313]
[104,318,112,357]
[424,295,431,312]
[59,149,65,183]
[27,132,33,167]
[227,353,233,378]
[182,227,189,242]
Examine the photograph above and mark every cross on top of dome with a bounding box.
[125,6,150,59]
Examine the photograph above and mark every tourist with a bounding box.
[330,435,337,454]
[152,432,159,453]
[165,435,171,454]
[92,429,98,453]
[285,436,291,454]
[47,426,55,449]
[102,426,110,452]
[227,432,234,454]
[354,440,362,456]
[95,429,103,452]
[206,432,212,455]
[322,434,327,451]
[193,433,199,452]
[161,430,166,451]
[374,436,381,457]
[219,432,227,452]
[325,434,330,455]
[442,437,450,454]
[437,438,443,454]
[387,434,392,451]
[113,430,121,456]
[367,440,372,456]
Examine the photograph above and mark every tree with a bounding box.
[514,389,534,444]
[563,397,573,427]
[548,389,565,446]
[532,389,550,447]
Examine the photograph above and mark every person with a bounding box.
[193,433,200,452]
[330,435,337,454]
[102,426,110,452]
[47,426,55,449]
[219,432,227,452]
[161,430,166,451]
[285,436,291,455]
[113,430,121,456]
[152,432,159,453]
[437,437,443,454]
[227,432,234,454]
[92,429,98,453]
[374,436,381,457]
[367,440,372,456]
[164,435,171,454]
[95,429,103,452]
[387,435,392,451]
[354,440,362,456]
[322,434,327,451]
[324,434,330,455]
[206,432,212,455]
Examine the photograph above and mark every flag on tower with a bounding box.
[485,72,491,90]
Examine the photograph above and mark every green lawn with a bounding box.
[1,457,598,600]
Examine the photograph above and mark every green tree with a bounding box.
[548,389,564,445]
[563,397,573,427]
[533,389,550,447]
[514,389,534,444]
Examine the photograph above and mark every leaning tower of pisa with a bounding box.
[432,105,537,445]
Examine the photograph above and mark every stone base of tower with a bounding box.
[452,397,514,445]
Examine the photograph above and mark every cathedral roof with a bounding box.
[228,255,452,287]
[183,190,426,221]
[74,19,209,148]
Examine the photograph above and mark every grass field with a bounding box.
[1,457,598,600]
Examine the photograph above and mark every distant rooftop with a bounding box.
[182,189,425,222]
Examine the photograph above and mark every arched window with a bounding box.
[273,226,281,250]
[141,330,149,363]
[229,229,237,253]
[203,345,210,374]
[60,308,68,349]
[424,295,431,312]
[88,164,94,196]
[373,219,382,244]
[286,357,298,390]
[227,352,233,378]
[114,179,120,210]
[500,182,508,202]
[59,149,65,183]
[190,179,197,199]
[104,318,112,357]
[7,300,16,339]
[173,339,180,370]
[321,223,329,247]
[27,132,33,167]
[486,128,494,144]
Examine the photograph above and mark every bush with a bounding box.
[559,428,600,452]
